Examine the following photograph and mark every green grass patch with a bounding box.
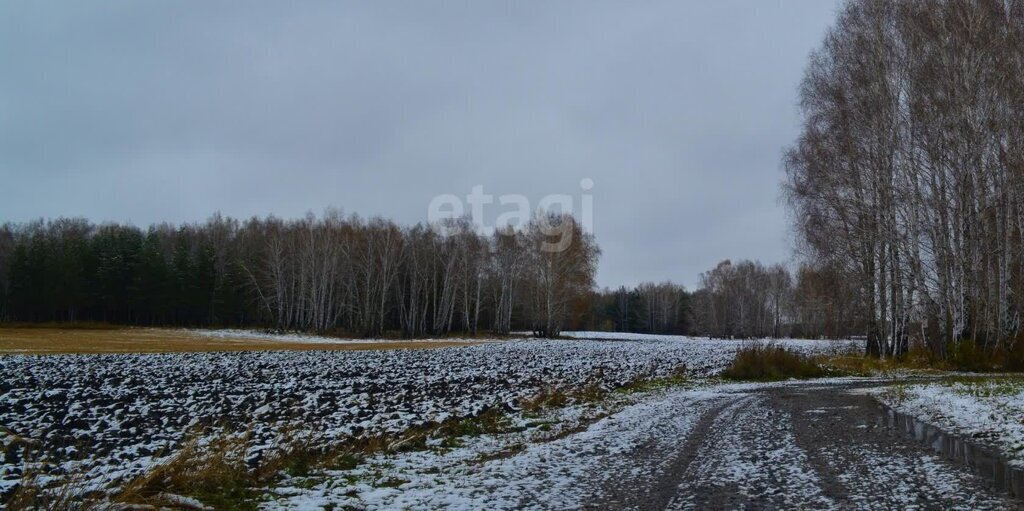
[934,375,1024,397]
[436,408,512,438]
[878,375,1024,410]
[616,374,691,394]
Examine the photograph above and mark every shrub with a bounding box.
[1002,339,1024,372]
[721,343,826,381]
[943,339,1024,372]
[947,339,992,372]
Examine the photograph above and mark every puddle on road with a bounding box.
[880,404,1024,497]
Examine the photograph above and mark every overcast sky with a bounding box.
[0,0,842,289]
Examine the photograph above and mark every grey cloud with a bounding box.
[0,0,842,288]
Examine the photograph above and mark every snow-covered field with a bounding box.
[0,333,859,500]
[873,378,1024,467]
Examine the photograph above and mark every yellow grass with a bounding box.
[0,327,478,355]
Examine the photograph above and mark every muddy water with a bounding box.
[880,403,1024,497]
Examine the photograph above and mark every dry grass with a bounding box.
[816,340,1024,375]
[0,327,478,355]
[109,409,522,509]
[816,352,937,376]
[4,473,104,511]
[114,434,257,510]
[722,343,827,381]
[520,387,570,412]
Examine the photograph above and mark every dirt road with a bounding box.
[583,381,1019,510]
[265,379,1023,510]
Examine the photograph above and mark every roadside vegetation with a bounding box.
[723,338,1024,381]
[8,414,524,510]
[818,340,1024,376]
[721,343,827,381]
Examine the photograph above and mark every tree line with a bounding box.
[785,0,1024,357]
[0,212,599,337]
[581,260,862,339]
[692,260,864,339]
[589,281,691,334]
[0,210,863,340]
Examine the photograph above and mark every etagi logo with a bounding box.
[427,179,594,252]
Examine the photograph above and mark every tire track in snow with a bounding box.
[665,394,835,510]
[583,396,735,510]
